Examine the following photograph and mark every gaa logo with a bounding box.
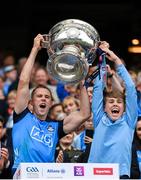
[26,167,39,172]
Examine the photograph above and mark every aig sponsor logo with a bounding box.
[30,126,53,147]
[93,168,113,175]
[26,167,39,172]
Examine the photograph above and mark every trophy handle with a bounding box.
[41,34,54,56]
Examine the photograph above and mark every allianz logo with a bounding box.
[26,167,39,172]
[47,169,65,174]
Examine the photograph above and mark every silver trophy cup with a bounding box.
[42,19,100,84]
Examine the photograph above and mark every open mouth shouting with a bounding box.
[105,97,124,121]
[109,106,123,121]
[111,108,120,115]
[39,103,46,109]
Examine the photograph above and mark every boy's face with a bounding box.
[105,97,124,121]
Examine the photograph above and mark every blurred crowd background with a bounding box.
[0,0,141,69]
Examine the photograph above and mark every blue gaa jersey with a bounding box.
[12,108,65,170]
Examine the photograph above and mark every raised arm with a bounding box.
[63,81,91,133]
[14,34,44,114]
[100,43,138,127]
[107,64,124,93]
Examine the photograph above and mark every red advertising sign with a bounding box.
[93,168,113,175]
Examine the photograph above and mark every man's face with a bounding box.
[105,97,124,121]
[34,69,49,86]
[31,87,53,120]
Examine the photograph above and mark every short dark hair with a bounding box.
[31,84,54,101]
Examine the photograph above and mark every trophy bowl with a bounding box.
[44,19,100,84]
